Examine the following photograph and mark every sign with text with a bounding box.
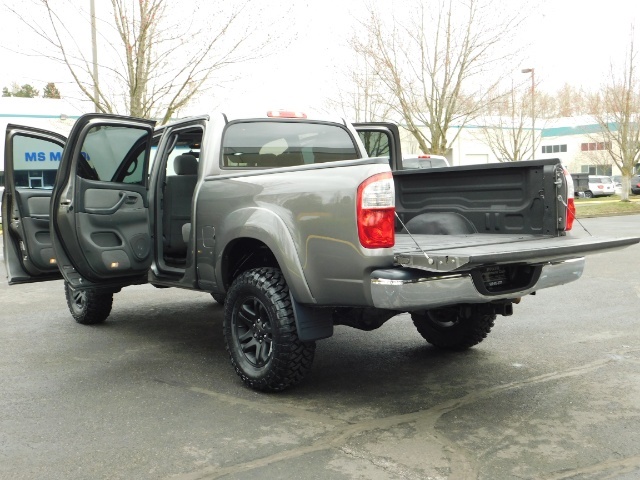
[13,135,63,171]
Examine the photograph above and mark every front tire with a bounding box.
[411,307,495,350]
[584,190,594,198]
[223,268,315,392]
[64,282,113,325]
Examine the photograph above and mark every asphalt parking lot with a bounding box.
[1,216,640,480]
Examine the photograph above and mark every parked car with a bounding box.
[611,175,623,195]
[631,175,640,195]
[402,154,450,170]
[585,175,615,198]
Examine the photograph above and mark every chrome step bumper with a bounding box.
[370,258,585,310]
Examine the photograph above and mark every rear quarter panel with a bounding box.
[195,159,392,306]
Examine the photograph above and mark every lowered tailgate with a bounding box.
[393,233,640,272]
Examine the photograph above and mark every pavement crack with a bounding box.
[168,355,618,480]
[339,445,438,480]
[540,453,640,479]
[154,379,344,427]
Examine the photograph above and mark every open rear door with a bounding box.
[50,114,156,290]
[2,125,66,284]
[353,122,402,169]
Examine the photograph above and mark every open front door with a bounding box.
[353,122,402,170]
[50,114,156,290]
[2,125,66,284]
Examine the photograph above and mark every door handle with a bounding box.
[85,191,130,215]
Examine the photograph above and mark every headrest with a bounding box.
[174,154,198,175]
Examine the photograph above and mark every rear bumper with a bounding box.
[370,258,585,310]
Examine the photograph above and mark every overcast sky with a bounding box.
[0,0,638,116]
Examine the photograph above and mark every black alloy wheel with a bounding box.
[64,282,113,325]
[234,295,274,367]
[223,268,315,392]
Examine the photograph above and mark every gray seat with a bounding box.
[163,154,198,258]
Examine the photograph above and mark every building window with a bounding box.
[580,142,610,151]
[542,144,567,154]
[581,165,612,175]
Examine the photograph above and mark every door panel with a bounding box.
[51,114,156,289]
[76,182,150,276]
[13,190,58,272]
[2,125,66,284]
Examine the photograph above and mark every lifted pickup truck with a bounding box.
[3,112,638,391]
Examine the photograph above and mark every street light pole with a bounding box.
[90,0,99,113]
[521,68,535,160]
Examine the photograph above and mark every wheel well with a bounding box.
[221,238,280,289]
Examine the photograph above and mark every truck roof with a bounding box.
[165,110,347,126]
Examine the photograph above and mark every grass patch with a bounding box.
[575,195,640,217]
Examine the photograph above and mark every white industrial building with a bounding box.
[399,115,624,176]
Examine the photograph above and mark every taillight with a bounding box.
[357,172,395,248]
[566,197,575,231]
[563,169,575,231]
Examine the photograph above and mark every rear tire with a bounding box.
[64,282,113,325]
[223,268,315,392]
[411,307,495,350]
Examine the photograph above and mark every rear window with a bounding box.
[590,176,612,184]
[222,121,359,168]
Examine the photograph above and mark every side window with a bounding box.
[156,126,203,182]
[222,121,359,168]
[358,130,391,158]
[77,125,149,185]
[12,134,63,188]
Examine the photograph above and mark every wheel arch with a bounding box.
[218,235,314,304]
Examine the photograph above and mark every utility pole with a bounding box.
[90,0,99,112]
[521,68,535,160]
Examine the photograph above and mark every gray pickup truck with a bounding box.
[3,112,638,391]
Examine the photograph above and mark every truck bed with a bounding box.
[393,233,639,272]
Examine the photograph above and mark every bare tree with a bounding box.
[474,83,537,161]
[350,0,525,155]
[589,30,640,201]
[9,0,278,124]
[327,61,392,123]
[555,83,585,117]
